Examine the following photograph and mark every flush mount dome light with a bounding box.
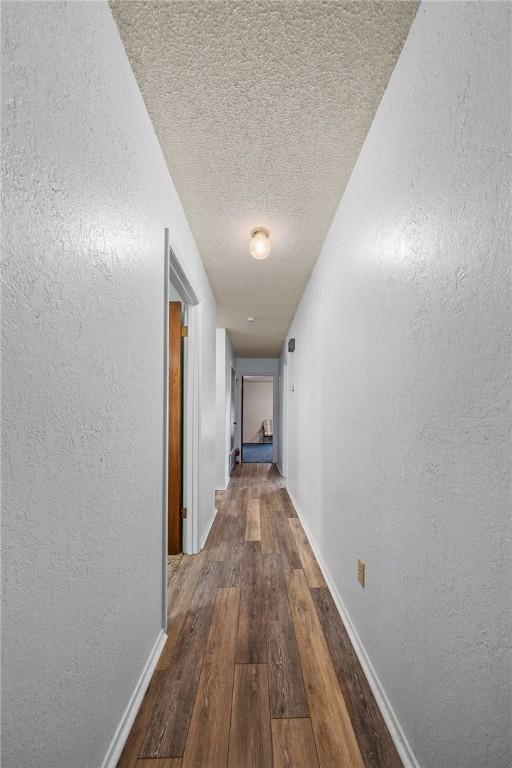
[250,227,271,260]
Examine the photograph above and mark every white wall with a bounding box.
[196,297,217,541]
[283,3,511,768]
[2,3,217,767]
[242,379,273,443]
[215,328,234,489]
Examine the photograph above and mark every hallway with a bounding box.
[118,464,401,768]
[3,2,510,766]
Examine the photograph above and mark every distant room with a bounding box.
[241,375,273,463]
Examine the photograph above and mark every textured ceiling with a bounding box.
[111,0,417,356]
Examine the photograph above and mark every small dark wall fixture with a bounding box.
[288,338,296,353]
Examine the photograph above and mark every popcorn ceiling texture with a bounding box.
[284,3,511,767]
[2,2,217,766]
[110,0,418,356]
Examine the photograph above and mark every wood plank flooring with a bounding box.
[228,664,273,768]
[118,463,402,768]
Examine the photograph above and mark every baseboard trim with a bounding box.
[200,506,217,550]
[214,471,230,492]
[101,628,167,768]
[286,487,421,768]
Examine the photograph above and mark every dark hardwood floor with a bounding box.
[118,463,402,768]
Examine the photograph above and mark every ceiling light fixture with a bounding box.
[247,317,256,323]
[250,227,271,260]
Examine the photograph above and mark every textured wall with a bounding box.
[2,2,216,767]
[285,3,511,767]
[215,329,228,489]
[196,296,217,541]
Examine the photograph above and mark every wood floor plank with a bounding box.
[136,759,182,768]
[311,588,403,768]
[263,553,309,718]
[228,664,273,768]
[269,494,285,516]
[169,556,203,596]
[267,620,309,719]
[182,588,240,768]
[238,584,266,662]
[221,542,242,587]
[206,541,228,561]
[263,553,291,623]
[240,541,263,589]
[271,718,319,768]
[204,509,227,549]
[237,543,267,663]
[288,519,325,588]
[158,553,206,670]
[278,488,298,518]
[248,480,264,498]
[140,561,223,758]
[261,498,279,555]
[225,494,247,544]
[286,569,365,768]
[218,501,245,574]
[273,513,302,571]
[117,673,167,768]
[245,498,261,541]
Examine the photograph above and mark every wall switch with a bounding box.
[357,559,365,588]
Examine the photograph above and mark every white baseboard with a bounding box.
[286,487,421,768]
[101,628,167,768]
[213,476,230,492]
[200,506,217,550]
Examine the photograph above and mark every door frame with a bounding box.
[162,229,200,625]
[229,363,237,475]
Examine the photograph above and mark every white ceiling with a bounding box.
[111,0,417,356]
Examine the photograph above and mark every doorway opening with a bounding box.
[167,296,184,557]
[241,375,274,463]
[162,230,201,628]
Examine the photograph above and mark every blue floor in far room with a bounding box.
[242,442,273,463]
